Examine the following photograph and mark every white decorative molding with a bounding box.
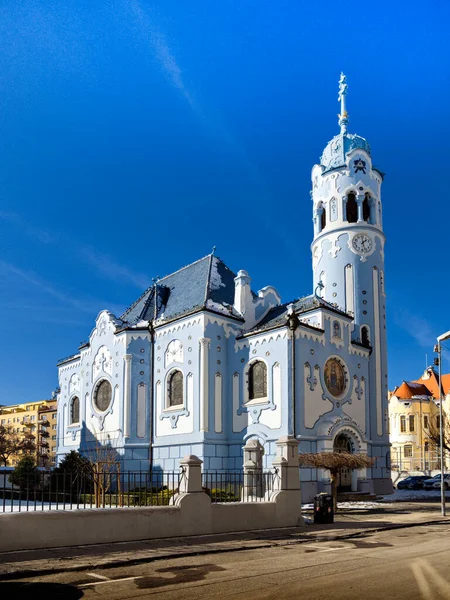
[92,346,113,380]
[68,373,80,395]
[199,337,210,431]
[123,354,132,438]
[165,340,184,367]
[136,382,146,439]
[214,373,222,433]
[155,316,202,339]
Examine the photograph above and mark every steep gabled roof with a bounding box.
[120,254,240,325]
[393,381,431,400]
[392,367,450,401]
[246,295,351,335]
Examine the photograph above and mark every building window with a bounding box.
[361,326,370,347]
[400,415,406,432]
[404,445,412,458]
[409,415,415,432]
[424,442,429,453]
[31,416,35,421]
[70,396,80,424]
[321,206,326,230]
[363,193,371,222]
[248,361,268,401]
[94,380,112,412]
[52,424,57,430]
[424,415,429,429]
[52,435,57,441]
[346,192,358,223]
[168,370,184,407]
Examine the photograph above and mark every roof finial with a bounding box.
[211,245,216,256]
[338,72,349,133]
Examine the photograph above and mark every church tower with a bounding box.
[311,74,390,492]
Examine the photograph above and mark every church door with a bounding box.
[334,433,352,491]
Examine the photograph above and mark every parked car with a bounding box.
[396,476,430,490]
[423,474,445,489]
[431,475,450,490]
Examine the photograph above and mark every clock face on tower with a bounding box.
[352,234,372,253]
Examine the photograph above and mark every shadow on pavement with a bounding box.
[0,582,83,599]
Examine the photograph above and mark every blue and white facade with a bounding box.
[56,75,392,499]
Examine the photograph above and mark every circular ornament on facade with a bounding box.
[140,349,145,353]
[352,234,372,253]
[324,357,347,398]
[94,380,112,412]
[217,335,221,340]
[140,371,144,376]
[140,359,145,364]
[241,358,245,363]
[310,349,314,355]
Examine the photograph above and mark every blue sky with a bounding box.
[1,0,449,404]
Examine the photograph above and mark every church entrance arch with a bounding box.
[334,433,353,491]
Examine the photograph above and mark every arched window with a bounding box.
[248,361,267,401]
[320,206,326,231]
[361,326,370,347]
[70,396,80,424]
[363,193,370,222]
[346,192,357,223]
[168,370,183,407]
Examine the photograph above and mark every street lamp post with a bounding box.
[435,331,450,517]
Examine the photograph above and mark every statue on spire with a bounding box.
[338,72,349,133]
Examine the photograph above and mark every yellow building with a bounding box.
[389,367,450,473]
[0,400,58,467]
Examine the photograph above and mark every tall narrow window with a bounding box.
[404,445,412,458]
[321,206,326,231]
[409,415,415,432]
[400,415,406,432]
[248,361,267,401]
[424,441,429,453]
[361,326,370,347]
[346,192,357,223]
[424,415,429,429]
[363,193,371,222]
[168,370,183,407]
[70,396,80,424]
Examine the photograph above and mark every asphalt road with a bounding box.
[3,523,450,599]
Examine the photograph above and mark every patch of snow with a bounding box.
[380,488,450,502]
[209,257,226,291]
[302,501,392,510]
[206,299,229,315]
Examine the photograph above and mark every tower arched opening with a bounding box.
[363,193,371,222]
[346,192,357,223]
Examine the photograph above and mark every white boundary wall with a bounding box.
[0,440,303,553]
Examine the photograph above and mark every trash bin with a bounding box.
[313,492,334,524]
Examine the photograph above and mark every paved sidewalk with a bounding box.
[0,502,448,580]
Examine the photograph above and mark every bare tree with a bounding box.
[84,435,121,507]
[0,425,19,467]
[425,412,450,467]
[299,451,375,510]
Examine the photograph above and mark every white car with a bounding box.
[432,475,450,490]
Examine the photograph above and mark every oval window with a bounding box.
[324,358,346,397]
[94,380,112,412]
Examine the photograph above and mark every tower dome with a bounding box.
[320,72,371,173]
[320,132,371,173]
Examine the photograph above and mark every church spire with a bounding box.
[338,72,349,134]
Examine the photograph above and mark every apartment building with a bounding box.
[0,400,58,467]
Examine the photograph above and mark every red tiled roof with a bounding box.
[392,367,450,400]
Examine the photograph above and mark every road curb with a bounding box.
[0,518,447,581]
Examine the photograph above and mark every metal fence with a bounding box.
[0,468,280,512]
[202,470,276,503]
[1,470,179,513]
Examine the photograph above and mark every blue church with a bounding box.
[56,75,392,499]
